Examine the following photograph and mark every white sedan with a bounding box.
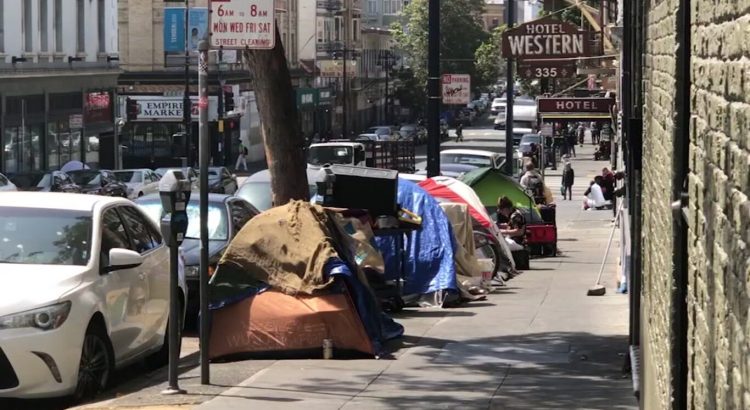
[0,193,186,400]
[112,169,161,199]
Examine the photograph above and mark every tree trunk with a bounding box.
[243,28,309,206]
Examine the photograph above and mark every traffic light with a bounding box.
[125,98,138,121]
[223,90,234,113]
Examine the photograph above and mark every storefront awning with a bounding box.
[541,112,613,121]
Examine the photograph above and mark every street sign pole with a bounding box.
[197,39,210,386]
[504,0,515,176]
[183,0,192,167]
[426,0,440,178]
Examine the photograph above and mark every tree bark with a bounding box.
[243,28,309,206]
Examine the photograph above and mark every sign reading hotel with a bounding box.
[442,74,471,105]
[501,16,591,59]
[209,0,275,49]
[537,97,615,113]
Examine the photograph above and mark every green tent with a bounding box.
[459,167,542,222]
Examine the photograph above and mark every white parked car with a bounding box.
[113,169,161,199]
[0,193,186,400]
[0,172,17,192]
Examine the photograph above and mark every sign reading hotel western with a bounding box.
[537,97,615,113]
[501,16,591,59]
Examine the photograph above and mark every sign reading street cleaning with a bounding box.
[501,16,590,59]
[442,74,471,105]
[209,0,275,49]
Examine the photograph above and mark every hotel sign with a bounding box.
[502,16,591,59]
[537,97,615,113]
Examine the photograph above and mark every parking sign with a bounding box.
[209,0,275,50]
[442,74,471,105]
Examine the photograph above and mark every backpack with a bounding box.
[243,146,249,156]
[526,173,545,204]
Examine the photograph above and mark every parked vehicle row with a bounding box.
[1,166,238,197]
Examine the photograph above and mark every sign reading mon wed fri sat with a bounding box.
[209,0,276,49]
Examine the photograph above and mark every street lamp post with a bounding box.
[183,0,192,166]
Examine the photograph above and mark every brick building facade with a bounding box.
[636,0,750,408]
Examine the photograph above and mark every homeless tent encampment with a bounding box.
[459,167,543,222]
[208,201,403,360]
[418,176,516,273]
[374,178,459,307]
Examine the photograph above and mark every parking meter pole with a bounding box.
[159,170,190,396]
[197,40,210,385]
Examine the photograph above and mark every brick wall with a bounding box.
[688,1,750,408]
[640,0,678,408]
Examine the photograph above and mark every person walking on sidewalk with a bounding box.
[235,141,248,171]
[561,161,575,200]
[455,122,464,142]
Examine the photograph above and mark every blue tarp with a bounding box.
[326,259,404,355]
[375,178,458,296]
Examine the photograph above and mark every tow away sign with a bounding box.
[210,0,275,49]
[442,74,471,105]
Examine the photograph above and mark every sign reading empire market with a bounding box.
[501,16,591,59]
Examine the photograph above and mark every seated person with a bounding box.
[496,196,526,251]
[583,176,611,210]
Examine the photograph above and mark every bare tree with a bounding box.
[242,28,309,206]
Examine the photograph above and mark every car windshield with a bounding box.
[208,169,220,176]
[307,146,353,166]
[138,200,228,241]
[156,168,194,179]
[11,173,50,188]
[113,171,142,183]
[516,99,536,106]
[521,135,541,145]
[441,153,493,167]
[68,171,101,187]
[400,126,415,131]
[0,207,92,265]
[365,127,387,135]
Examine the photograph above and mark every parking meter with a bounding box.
[158,170,191,395]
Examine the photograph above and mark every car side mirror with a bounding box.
[103,248,143,273]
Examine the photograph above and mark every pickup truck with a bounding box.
[307,140,415,173]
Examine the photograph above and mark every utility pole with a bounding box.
[426,0,440,177]
[197,39,210,386]
[342,8,349,139]
[183,1,192,167]
[504,0,515,176]
[384,52,390,124]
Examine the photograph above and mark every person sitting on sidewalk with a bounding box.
[496,196,526,252]
[583,176,611,210]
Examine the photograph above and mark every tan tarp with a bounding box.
[209,290,374,359]
[214,201,341,296]
[439,203,487,300]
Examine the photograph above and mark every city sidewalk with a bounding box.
[75,144,634,410]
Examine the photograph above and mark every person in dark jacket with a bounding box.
[562,161,575,200]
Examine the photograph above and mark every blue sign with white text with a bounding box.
[163,8,185,52]
[163,8,208,52]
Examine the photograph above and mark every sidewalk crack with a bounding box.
[487,364,512,409]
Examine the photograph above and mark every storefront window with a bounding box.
[2,124,42,174]
[70,131,81,162]
[86,133,100,169]
[47,123,60,170]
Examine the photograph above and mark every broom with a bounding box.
[587,202,624,296]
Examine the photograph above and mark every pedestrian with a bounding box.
[601,167,616,201]
[567,130,577,158]
[561,161,575,200]
[235,140,248,171]
[591,121,600,145]
[577,123,585,146]
[455,122,464,142]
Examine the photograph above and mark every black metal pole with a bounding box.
[197,40,210,385]
[161,237,185,394]
[504,0,515,176]
[217,47,225,167]
[183,1,192,167]
[426,0,440,177]
[385,55,390,124]
[342,48,348,138]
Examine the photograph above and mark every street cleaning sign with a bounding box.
[209,0,275,49]
[442,74,471,105]
[501,16,591,59]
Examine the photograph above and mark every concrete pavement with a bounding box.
[66,135,634,410]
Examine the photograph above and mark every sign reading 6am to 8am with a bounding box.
[209,0,275,49]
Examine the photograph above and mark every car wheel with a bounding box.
[73,322,113,402]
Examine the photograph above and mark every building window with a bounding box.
[40,0,48,52]
[352,19,359,43]
[383,0,402,15]
[334,16,342,42]
[97,0,105,53]
[76,0,84,53]
[54,0,62,52]
[367,0,377,15]
[23,0,33,52]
